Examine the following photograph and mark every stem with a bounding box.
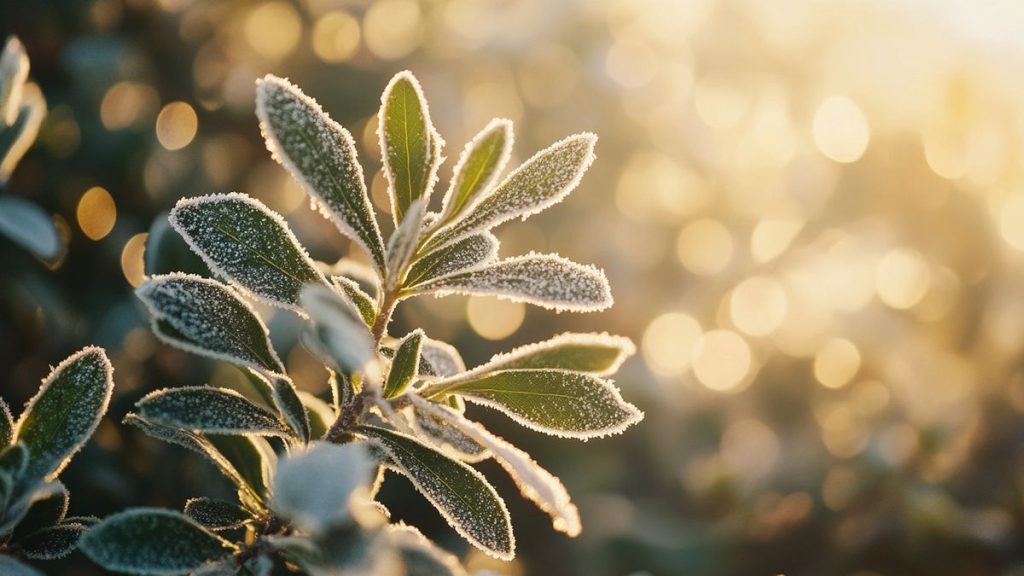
[370,288,399,343]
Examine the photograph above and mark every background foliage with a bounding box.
[4,0,1024,574]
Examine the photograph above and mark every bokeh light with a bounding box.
[467,297,525,341]
[155,101,198,151]
[76,186,116,241]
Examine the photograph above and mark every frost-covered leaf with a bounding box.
[411,404,488,463]
[298,391,335,440]
[425,133,596,251]
[10,481,67,540]
[16,347,113,480]
[136,387,291,438]
[387,524,469,576]
[383,330,423,399]
[169,193,329,311]
[0,82,45,183]
[437,118,513,226]
[0,442,28,484]
[387,198,427,286]
[419,338,466,379]
[457,332,634,378]
[184,498,252,531]
[79,508,236,575]
[0,479,64,537]
[207,435,273,505]
[138,274,285,377]
[359,425,513,559]
[0,399,12,448]
[412,396,580,536]
[0,196,59,261]
[272,441,374,534]
[300,284,377,375]
[430,370,643,439]
[412,253,612,312]
[245,371,310,443]
[404,232,499,289]
[145,212,210,277]
[256,76,387,273]
[0,554,42,576]
[378,71,443,224]
[331,275,376,327]
[16,521,86,559]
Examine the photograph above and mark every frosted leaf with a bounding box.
[256,76,387,274]
[0,478,63,537]
[0,398,12,448]
[431,370,643,440]
[300,284,377,375]
[0,554,42,576]
[387,198,427,287]
[15,347,113,481]
[184,498,252,531]
[169,193,329,312]
[437,118,514,226]
[272,441,374,534]
[241,372,310,444]
[410,403,489,463]
[383,330,424,399]
[16,522,86,560]
[297,390,335,440]
[404,232,499,289]
[0,196,60,261]
[419,338,466,379]
[425,133,596,251]
[79,508,236,575]
[9,480,67,541]
[144,213,210,277]
[136,387,291,438]
[387,523,469,576]
[207,435,274,505]
[358,424,514,559]
[378,71,444,224]
[331,275,377,326]
[330,258,380,294]
[411,396,580,536]
[137,274,285,377]
[453,332,635,379]
[412,253,612,312]
[0,81,45,183]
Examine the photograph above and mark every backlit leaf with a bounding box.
[331,275,377,327]
[245,371,310,443]
[387,198,427,287]
[0,399,12,448]
[410,404,488,463]
[437,118,513,226]
[184,498,252,531]
[300,284,377,375]
[383,330,423,399]
[136,387,290,438]
[455,332,634,377]
[0,81,45,183]
[404,232,499,289]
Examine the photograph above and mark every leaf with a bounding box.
[272,441,374,534]
[144,212,210,277]
[419,338,466,379]
[300,284,377,375]
[456,332,634,378]
[10,481,67,540]
[79,508,236,575]
[0,196,59,261]
[358,425,514,559]
[410,404,488,463]
[386,198,427,286]
[387,524,469,576]
[15,347,113,480]
[0,554,43,576]
[136,387,291,438]
[16,522,86,559]
[411,396,580,536]
[404,232,499,289]
[429,370,643,439]
[137,274,285,377]
[436,118,514,226]
[169,193,329,311]
[411,253,612,312]
[0,82,45,183]
[425,133,596,251]
[0,37,29,125]
[184,498,252,531]
[331,275,377,327]
[206,435,273,505]
[378,71,443,224]
[0,399,12,448]
[245,371,310,444]
[256,75,387,274]
[298,391,334,441]
[0,479,64,537]
[383,330,424,399]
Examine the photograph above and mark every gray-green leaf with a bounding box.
[256,75,387,274]
[300,284,377,376]
[437,118,513,225]
[272,441,374,534]
[184,498,252,531]
[404,232,498,289]
[331,275,377,327]
[79,508,236,575]
[16,522,86,559]
[0,196,59,261]
[383,330,423,399]
[136,387,291,438]
[0,554,43,576]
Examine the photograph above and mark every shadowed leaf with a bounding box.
[405,232,499,289]
[16,522,86,559]
[383,330,424,399]
[136,387,291,438]
[184,498,252,531]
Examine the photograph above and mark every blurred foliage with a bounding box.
[4,0,1024,574]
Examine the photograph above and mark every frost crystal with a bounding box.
[455,332,635,379]
[404,232,499,289]
[387,198,427,287]
[136,386,290,437]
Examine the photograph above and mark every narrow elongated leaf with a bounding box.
[16,522,86,559]
[0,555,42,576]
[137,274,285,376]
[169,193,329,311]
[452,332,634,380]
[245,371,310,443]
[0,196,59,260]
[437,118,513,225]
[331,275,376,326]
[16,347,113,480]
[412,396,580,536]
[431,370,642,439]
[0,399,12,448]
[136,387,290,437]
[378,71,442,224]
[388,524,469,576]
[256,76,387,273]
[383,330,423,399]
[272,442,374,533]
[426,133,596,251]
[359,425,514,559]
[405,232,499,289]
[184,498,252,531]
[412,253,612,312]
[387,198,427,286]
[411,405,488,463]
[300,284,377,375]
[79,508,236,575]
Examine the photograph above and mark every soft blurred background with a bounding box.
[5,0,1024,574]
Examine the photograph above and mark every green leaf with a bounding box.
[79,508,236,575]
[404,232,499,289]
[184,498,252,531]
[0,554,43,576]
[419,338,466,379]
[15,347,113,480]
[430,370,643,439]
[378,71,443,224]
[410,404,488,463]
[386,198,427,287]
[298,391,334,441]
[383,330,424,399]
[456,332,634,377]
[331,275,377,327]
[136,387,291,438]
[410,253,613,312]
[358,425,513,559]
[144,212,210,277]
[16,521,86,559]
[300,284,377,375]
[387,524,469,576]
[425,133,596,251]
[169,193,329,311]
[10,481,67,540]
[245,371,311,444]
[0,196,59,261]
[272,442,374,534]
[0,399,12,448]
[256,75,387,274]
[438,118,513,225]
[206,435,273,505]
[137,274,285,377]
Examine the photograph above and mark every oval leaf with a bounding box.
[383,330,424,399]
[437,118,513,225]
[184,498,252,531]
[405,232,499,289]
[16,522,86,560]
[0,196,59,261]
[136,387,290,438]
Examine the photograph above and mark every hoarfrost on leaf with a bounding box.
[386,198,427,288]
[383,330,424,399]
[404,232,499,289]
[300,284,378,376]
[451,332,635,379]
[136,387,291,438]
[436,118,514,226]
[183,498,252,531]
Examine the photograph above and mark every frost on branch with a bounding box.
[135,387,291,438]
[256,75,387,274]
[169,193,328,312]
[404,232,499,289]
[412,253,613,312]
[437,118,514,225]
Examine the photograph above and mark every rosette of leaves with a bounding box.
[0,347,115,575]
[82,71,643,574]
[0,36,59,262]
